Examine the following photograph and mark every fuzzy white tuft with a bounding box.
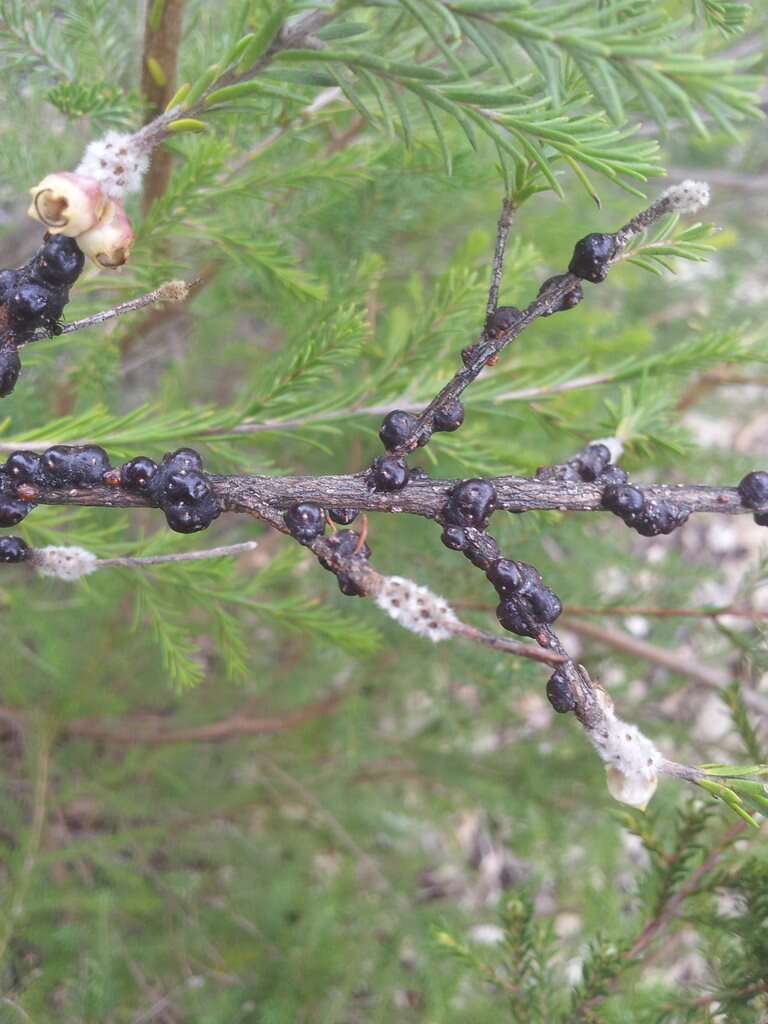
[375,576,459,642]
[33,546,99,581]
[586,689,662,810]
[660,179,710,215]
[157,280,192,303]
[76,131,150,200]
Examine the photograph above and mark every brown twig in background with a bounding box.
[564,603,768,621]
[58,690,345,746]
[562,617,768,716]
[140,0,187,212]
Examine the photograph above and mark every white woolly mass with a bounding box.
[587,697,662,810]
[76,131,150,200]
[34,546,99,582]
[661,179,710,215]
[375,576,459,642]
[590,436,624,464]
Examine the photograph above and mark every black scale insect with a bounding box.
[121,448,221,534]
[486,558,562,639]
[0,445,221,535]
[0,235,85,398]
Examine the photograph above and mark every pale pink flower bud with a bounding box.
[27,172,106,236]
[77,200,135,269]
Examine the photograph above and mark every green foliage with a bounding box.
[0,0,767,1020]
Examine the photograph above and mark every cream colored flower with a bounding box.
[27,172,106,236]
[77,200,134,269]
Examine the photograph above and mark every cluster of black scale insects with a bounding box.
[537,443,691,537]
[367,401,465,494]
[283,502,370,595]
[0,445,220,535]
[0,235,85,398]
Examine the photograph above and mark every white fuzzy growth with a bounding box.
[661,180,710,215]
[590,436,624,464]
[587,701,662,810]
[76,131,150,200]
[375,576,459,642]
[34,546,99,581]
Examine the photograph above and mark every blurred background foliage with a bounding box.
[1,1,768,1020]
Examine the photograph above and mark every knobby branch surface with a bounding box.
[23,472,751,519]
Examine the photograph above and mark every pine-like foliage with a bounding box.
[0,1,767,1020]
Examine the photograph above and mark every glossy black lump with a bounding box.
[0,270,16,304]
[599,465,628,487]
[738,471,768,510]
[0,343,21,398]
[30,235,85,287]
[40,445,111,487]
[329,508,358,526]
[573,443,611,482]
[7,281,67,329]
[496,600,536,637]
[526,587,562,623]
[546,669,577,713]
[602,483,645,521]
[485,305,520,337]
[318,529,370,597]
[284,501,325,545]
[5,450,41,483]
[0,500,30,527]
[445,478,496,529]
[379,410,417,450]
[371,455,409,492]
[120,457,158,493]
[486,558,522,596]
[0,535,29,563]
[634,500,690,537]
[0,451,39,525]
[433,399,464,433]
[147,447,220,534]
[536,443,618,485]
[158,448,203,475]
[568,233,617,283]
[602,480,689,536]
[161,470,211,504]
[538,274,583,315]
[325,528,370,563]
[163,497,220,534]
[488,556,562,638]
[440,525,467,550]
[0,236,85,399]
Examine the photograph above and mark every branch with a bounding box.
[22,279,200,347]
[59,691,345,746]
[382,183,709,457]
[4,181,755,818]
[22,470,753,520]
